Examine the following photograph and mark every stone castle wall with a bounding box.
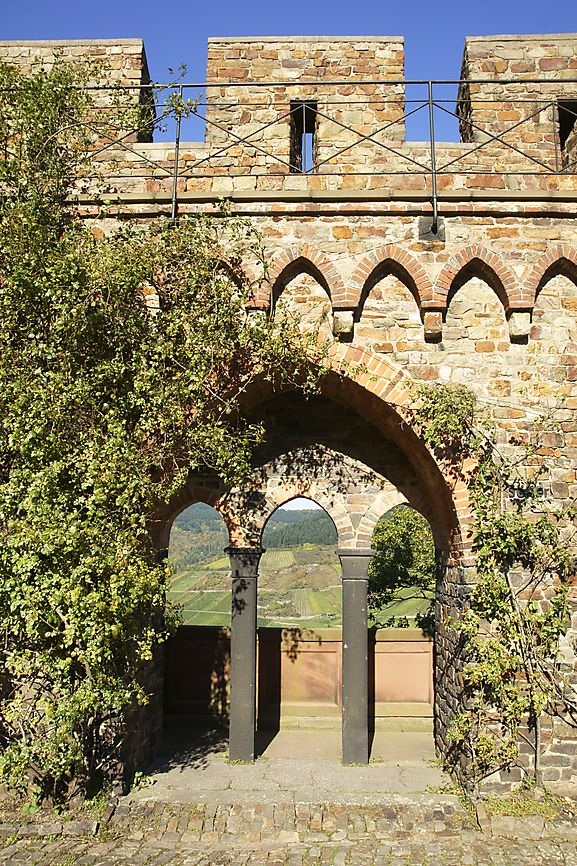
[2,33,577,792]
[0,39,154,143]
[458,34,577,161]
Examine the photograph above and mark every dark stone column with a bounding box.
[338,548,374,765]
[226,545,264,762]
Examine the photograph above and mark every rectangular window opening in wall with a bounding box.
[557,100,577,170]
[290,100,317,173]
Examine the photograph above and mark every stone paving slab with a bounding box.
[135,731,446,805]
[133,757,447,805]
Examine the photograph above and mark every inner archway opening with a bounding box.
[163,502,231,754]
[366,504,436,763]
[167,502,229,627]
[260,497,340,628]
[256,497,341,750]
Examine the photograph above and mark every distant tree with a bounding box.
[264,510,337,548]
[368,506,436,630]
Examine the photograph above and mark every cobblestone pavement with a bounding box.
[3,798,577,865]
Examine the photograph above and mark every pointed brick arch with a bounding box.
[525,244,577,303]
[152,482,233,550]
[264,245,345,306]
[434,245,521,311]
[259,488,354,548]
[355,488,407,548]
[324,342,474,561]
[342,244,434,311]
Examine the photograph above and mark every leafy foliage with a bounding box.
[368,506,436,630]
[415,383,576,790]
[0,59,321,800]
[414,383,479,462]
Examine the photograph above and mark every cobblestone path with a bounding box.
[2,798,577,865]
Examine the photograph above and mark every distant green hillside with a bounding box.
[167,503,429,629]
[167,543,430,629]
[169,503,336,571]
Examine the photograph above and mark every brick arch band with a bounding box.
[341,244,435,311]
[216,343,474,562]
[156,341,474,560]
[250,243,577,317]
[320,343,473,560]
[434,244,520,311]
[525,244,577,303]
[265,244,345,303]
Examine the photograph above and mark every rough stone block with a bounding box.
[508,312,531,340]
[333,310,354,337]
[423,311,443,342]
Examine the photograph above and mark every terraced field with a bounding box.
[167,545,431,628]
[167,545,343,627]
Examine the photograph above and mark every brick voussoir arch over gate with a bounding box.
[342,244,435,311]
[525,244,577,302]
[434,244,522,311]
[261,245,346,307]
[326,342,474,557]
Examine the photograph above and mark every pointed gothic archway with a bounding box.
[215,353,468,766]
[155,349,470,770]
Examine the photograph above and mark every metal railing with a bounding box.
[37,77,577,227]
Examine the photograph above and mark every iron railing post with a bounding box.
[553,101,561,173]
[302,101,306,173]
[171,85,182,222]
[428,80,439,234]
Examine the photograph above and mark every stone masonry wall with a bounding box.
[205,36,405,174]
[0,39,154,143]
[458,34,577,166]
[3,34,577,792]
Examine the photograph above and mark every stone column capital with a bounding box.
[337,548,375,580]
[225,546,265,578]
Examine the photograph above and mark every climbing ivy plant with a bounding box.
[414,383,577,791]
[0,59,323,801]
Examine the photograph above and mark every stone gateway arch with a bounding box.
[3,32,577,790]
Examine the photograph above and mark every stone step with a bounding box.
[276,715,433,732]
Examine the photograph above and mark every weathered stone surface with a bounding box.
[2,798,577,865]
[1,32,577,793]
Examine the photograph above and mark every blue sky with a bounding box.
[3,0,577,86]
[3,0,577,142]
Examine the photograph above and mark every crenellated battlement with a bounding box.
[1,35,577,202]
